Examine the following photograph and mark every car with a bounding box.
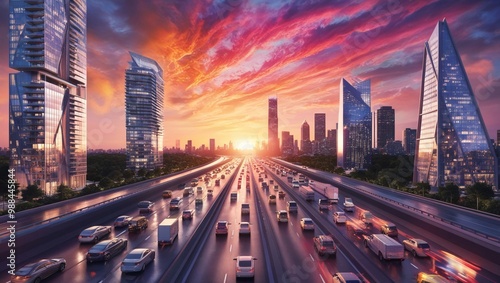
[183,187,194,196]
[380,222,398,237]
[287,201,298,212]
[162,190,173,198]
[300,218,315,231]
[277,210,288,222]
[11,258,66,283]
[207,189,214,196]
[170,197,183,210]
[278,191,286,198]
[128,216,148,232]
[332,272,362,283]
[196,186,204,194]
[403,238,430,257]
[137,201,154,213]
[239,222,251,235]
[195,198,203,205]
[182,209,195,220]
[268,195,276,204]
[358,211,373,225]
[86,238,128,262]
[241,203,250,214]
[113,215,132,228]
[416,272,449,283]
[274,185,279,191]
[313,235,337,256]
[78,226,112,243]
[318,199,330,210]
[233,256,257,278]
[121,248,155,273]
[215,221,229,235]
[333,212,347,224]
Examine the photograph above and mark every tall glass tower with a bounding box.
[414,19,497,189]
[268,97,279,156]
[125,52,164,171]
[337,78,372,169]
[9,0,87,195]
[376,106,395,149]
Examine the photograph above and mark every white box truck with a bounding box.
[158,218,179,245]
[363,234,404,261]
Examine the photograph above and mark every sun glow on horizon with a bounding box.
[235,140,255,151]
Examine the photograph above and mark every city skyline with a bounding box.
[1,1,500,150]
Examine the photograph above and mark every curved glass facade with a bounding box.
[126,52,164,171]
[414,20,497,189]
[9,0,87,194]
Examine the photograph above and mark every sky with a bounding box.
[1,0,499,150]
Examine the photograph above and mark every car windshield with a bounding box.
[418,243,430,249]
[388,226,397,231]
[242,204,249,208]
[138,202,151,208]
[319,199,328,204]
[289,203,296,207]
[217,223,227,228]
[116,217,126,221]
[171,200,179,204]
[126,253,143,260]
[304,220,313,225]
[15,265,36,276]
[269,195,276,199]
[240,223,249,228]
[81,228,96,236]
[323,241,334,247]
[239,260,252,267]
[90,242,109,252]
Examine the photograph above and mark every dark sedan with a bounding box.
[86,238,128,263]
[11,258,66,283]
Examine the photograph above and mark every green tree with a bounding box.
[438,183,460,203]
[57,184,76,200]
[415,182,431,196]
[22,184,44,201]
[467,182,495,200]
[137,168,147,178]
[107,170,123,182]
[99,177,113,189]
[80,184,101,196]
[123,169,135,180]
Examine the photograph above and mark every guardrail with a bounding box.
[272,158,500,244]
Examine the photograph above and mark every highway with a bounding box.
[2,156,499,283]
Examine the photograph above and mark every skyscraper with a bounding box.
[301,121,312,154]
[414,19,497,189]
[314,113,326,142]
[402,128,417,155]
[337,79,372,169]
[268,97,279,156]
[125,52,164,171]
[209,139,215,152]
[9,0,87,194]
[281,131,294,156]
[376,106,395,149]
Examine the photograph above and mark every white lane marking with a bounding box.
[296,232,300,238]
[223,273,227,283]
[309,253,315,262]
[145,235,150,241]
[116,230,126,237]
[229,244,232,253]
[232,230,234,236]
[290,222,293,226]
[319,274,325,283]
[411,263,418,269]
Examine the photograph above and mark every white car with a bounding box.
[113,215,132,228]
[233,256,257,278]
[333,212,347,224]
[78,226,112,243]
[121,248,155,273]
[300,218,315,231]
[239,222,251,235]
[403,238,430,257]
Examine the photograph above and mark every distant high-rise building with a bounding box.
[326,129,337,155]
[209,139,215,152]
[338,79,372,169]
[301,121,312,154]
[125,52,164,171]
[186,140,193,153]
[497,130,500,146]
[314,113,326,142]
[414,19,497,189]
[175,140,180,150]
[268,97,279,156]
[384,140,404,156]
[9,0,87,194]
[281,131,294,156]
[377,106,395,148]
[402,128,417,155]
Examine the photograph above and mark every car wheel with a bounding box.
[105,253,111,261]
[34,277,42,283]
[379,252,384,261]
[364,240,368,247]
[141,264,146,272]
[93,236,99,243]
[59,263,66,272]
[412,250,417,257]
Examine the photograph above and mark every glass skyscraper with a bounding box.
[268,97,279,156]
[125,52,164,171]
[9,0,87,195]
[338,79,372,169]
[376,106,395,149]
[414,19,498,189]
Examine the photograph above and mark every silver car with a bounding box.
[121,248,155,273]
[403,238,430,257]
[233,256,257,278]
[300,218,315,231]
[113,215,132,228]
[11,258,66,283]
[78,226,112,243]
